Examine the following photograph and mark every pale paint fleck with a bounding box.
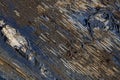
[14,10,20,17]
[0,20,5,27]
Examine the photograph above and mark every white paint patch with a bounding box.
[0,20,5,27]
[1,25,28,53]
[14,10,20,17]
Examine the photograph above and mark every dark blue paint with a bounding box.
[113,56,120,66]
[39,24,49,31]
[6,0,15,10]
[0,76,5,80]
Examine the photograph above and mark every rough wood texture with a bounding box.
[0,0,120,80]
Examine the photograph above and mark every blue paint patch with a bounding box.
[5,17,18,27]
[18,26,38,42]
[113,56,120,66]
[70,11,90,26]
[6,0,15,10]
[0,76,5,80]
[39,24,49,31]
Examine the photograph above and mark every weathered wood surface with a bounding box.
[0,0,120,80]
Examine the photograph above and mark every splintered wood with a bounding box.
[0,0,120,80]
